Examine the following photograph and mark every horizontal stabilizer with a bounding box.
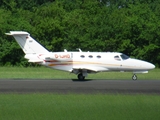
[5,31,28,35]
[5,33,13,35]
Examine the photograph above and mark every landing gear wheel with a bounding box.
[78,73,85,80]
[132,74,137,81]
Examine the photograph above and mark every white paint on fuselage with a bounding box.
[39,52,155,74]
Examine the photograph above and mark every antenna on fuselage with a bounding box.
[64,49,67,52]
[76,48,82,52]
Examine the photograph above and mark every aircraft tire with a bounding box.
[78,73,85,80]
[132,74,137,81]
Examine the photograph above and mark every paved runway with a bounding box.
[0,79,160,94]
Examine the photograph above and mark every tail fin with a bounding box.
[5,31,49,54]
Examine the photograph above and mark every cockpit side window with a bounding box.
[120,54,129,60]
[114,55,121,61]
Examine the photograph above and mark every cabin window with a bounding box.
[80,55,85,58]
[88,55,93,58]
[97,55,101,58]
[114,55,121,61]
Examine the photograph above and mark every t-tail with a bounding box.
[6,31,49,62]
[5,31,49,54]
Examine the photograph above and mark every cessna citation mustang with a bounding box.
[6,31,155,80]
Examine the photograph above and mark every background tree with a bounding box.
[0,0,159,67]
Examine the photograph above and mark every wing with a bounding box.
[71,66,109,74]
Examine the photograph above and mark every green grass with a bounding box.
[0,66,159,80]
[0,67,159,120]
[0,94,160,120]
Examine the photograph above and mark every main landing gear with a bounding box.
[132,74,137,81]
[77,73,85,80]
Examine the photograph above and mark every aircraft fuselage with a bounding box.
[35,52,155,75]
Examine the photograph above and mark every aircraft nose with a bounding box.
[146,63,155,70]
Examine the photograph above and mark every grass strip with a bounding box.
[0,94,160,120]
[0,67,159,80]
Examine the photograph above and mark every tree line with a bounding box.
[0,0,160,67]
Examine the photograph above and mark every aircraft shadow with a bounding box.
[72,79,93,82]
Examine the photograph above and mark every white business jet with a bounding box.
[6,31,155,80]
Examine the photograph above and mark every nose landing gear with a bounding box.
[132,74,137,80]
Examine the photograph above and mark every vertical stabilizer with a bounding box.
[5,31,49,54]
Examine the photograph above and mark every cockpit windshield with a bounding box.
[120,54,129,60]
